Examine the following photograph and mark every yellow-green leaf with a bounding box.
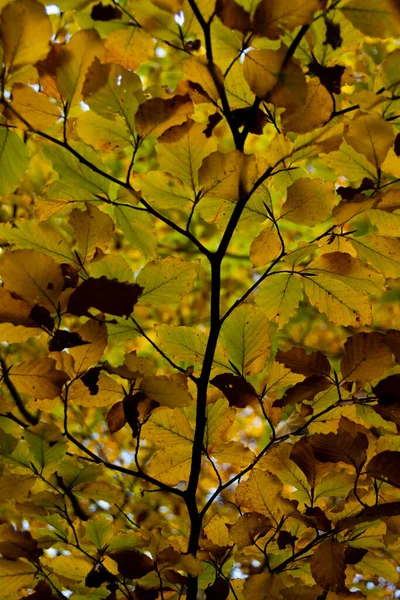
[137,257,199,305]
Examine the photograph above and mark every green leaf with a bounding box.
[0,129,30,195]
[221,305,271,376]
[137,257,199,305]
[114,205,156,258]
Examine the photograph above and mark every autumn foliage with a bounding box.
[1,0,400,598]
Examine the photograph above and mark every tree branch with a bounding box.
[130,317,198,382]
[1,99,212,259]
[0,357,39,425]
[62,385,186,498]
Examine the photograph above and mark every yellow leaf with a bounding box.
[134,171,192,210]
[0,220,75,265]
[244,47,306,108]
[221,304,271,376]
[341,332,394,382]
[302,272,371,327]
[89,256,134,286]
[8,357,68,399]
[83,59,142,135]
[250,222,282,267]
[326,141,377,182]
[350,235,400,278]
[69,319,108,374]
[255,272,304,328]
[341,0,400,38]
[282,178,335,226]
[114,205,156,258]
[344,114,394,169]
[357,551,399,583]
[0,288,35,327]
[308,252,384,294]
[204,514,230,547]
[262,361,304,400]
[382,148,400,178]
[56,29,104,107]
[147,444,192,485]
[183,56,220,103]
[0,558,36,596]
[0,0,51,70]
[235,469,297,522]
[156,120,217,192]
[104,26,154,71]
[67,373,123,407]
[156,325,229,370]
[0,249,64,311]
[142,406,194,447]
[198,152,257,224]
[244,573,284,600]
[0,323,41,343]
[137,257,199,305]
[281,79,333,134]
[243,47,286,98]
[46,554,92,581]
[69,204,115,264]
[76,112,132,151]
[140,376,193,407]
[205,398,236,448]
[0,474,34,502]
[0,129,30,196]
[333,196,377,226]
[211,440,254,467]
[363,208,400,237]
[10,83,61,130]
[258,444,310,505]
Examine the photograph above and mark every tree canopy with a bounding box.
[1,0,400,598]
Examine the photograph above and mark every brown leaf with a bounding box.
[277,530,296,549]
[304,507,331,532]
[91,2,122,20]
[81,367,102,395]
[344,547,367,565]
[123,392,143,437]
[49,330,89,352]
[229,512,271,546]
[373,374,400,405]
[384,329,400,363]
[310,430,368,470]
[310,539,346,592]
[108,549,155,579]
[67,277,143,318]
[215,0,251,32]
[273,375,331,407]
[135,95,193,138]
[337,501,400,530]
[308,60,345,94]
[106,401,126,434]
[290,437,317,487]
[22,581,58,599]
[0,523,42,561]
[276,347,331,377]
[132,586,158,600]
[211,373,258,408]
[29,305,55,332]
[205,577,230,600]
[366,451,400,488]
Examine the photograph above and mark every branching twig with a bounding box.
[0,357,39,425]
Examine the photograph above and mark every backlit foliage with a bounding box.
[1,0,400,598]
